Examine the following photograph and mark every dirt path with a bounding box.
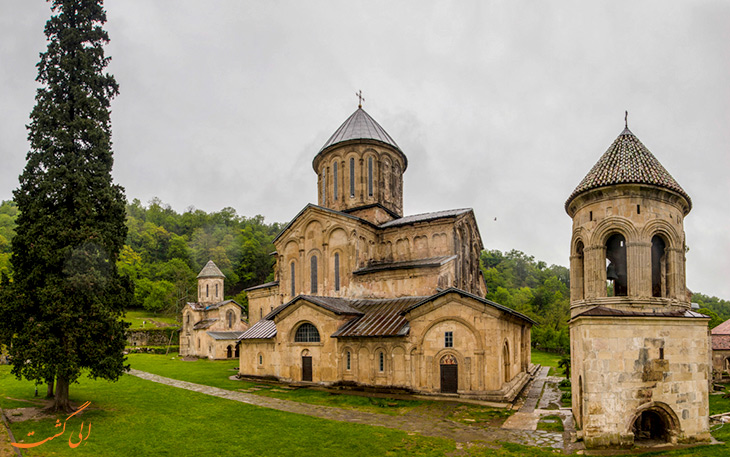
[129,368,569,450]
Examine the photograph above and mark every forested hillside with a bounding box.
[480,249,571,353]
[1,198,729,349]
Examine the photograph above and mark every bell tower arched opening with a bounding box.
[651,235,668,298]
[606,233,627,297]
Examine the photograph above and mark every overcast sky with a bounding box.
[1,1,728,299]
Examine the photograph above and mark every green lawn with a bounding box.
[709,390,730,416]
[1,365,455,456]
[127,353,428,416]
[531,350,565,376]
[123,309,179,330]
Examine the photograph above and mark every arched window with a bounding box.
[259,354,263,365]
[334,253,340,291]
[651,235,667,297]
[333,161,339,200]
[346,351,351,370]
[606,233,627,296]
[310,256,318,294]
[227,310,234,329]
[368,157,373,197]
[227,345,233,358]
[378,351,385,372]
[215,283,219,298]
[290,262,296,297]
[350,157,355,197]
[294,323,320,342]
[206,284,209,297]
[575,241,585,300]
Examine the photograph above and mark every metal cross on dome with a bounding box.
[356,90,365,109]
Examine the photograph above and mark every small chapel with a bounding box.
[566,119,710,447]
[238,102,535,401]
[179,260,249,359]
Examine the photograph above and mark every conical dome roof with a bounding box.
[197,260,225,278]
[318,107,401,153]
[566,127,691,211]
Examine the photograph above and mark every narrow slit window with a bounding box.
[334,253,340,291]
[290,262,296,297]
[368,157,373,197]
[637,204,641,214]
[333,162,338,200]
[206,284,209,297]
[589,211,593,221]
[350,157,355,197]
[379,352,384,372]
[310,256,318,294]
[321,168,326,205]
[215,283,219,298]
[659,347,664,360]
[346,351,351,370]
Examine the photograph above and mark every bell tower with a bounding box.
[197,260,225,305]
[566,120,710,448]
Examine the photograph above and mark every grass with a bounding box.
[531,350,565,377]
[123,309,179,330]
[709,388,730,416]
[127,353,427,416]
[447,404,514,426]
[536,414,564,432]
[1,365,456,456]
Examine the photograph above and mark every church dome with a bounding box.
[315,107,406,167]
[565,126,691,212]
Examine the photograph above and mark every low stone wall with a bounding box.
[126,328,179,347]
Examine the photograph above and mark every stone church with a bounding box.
[179,261,249,359]
[566,121,710,447]
[238,105,535,401]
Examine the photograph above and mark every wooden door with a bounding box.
[440,364,458,393]
[302,356,313,382]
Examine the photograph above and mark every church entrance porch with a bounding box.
[440,354,458,393]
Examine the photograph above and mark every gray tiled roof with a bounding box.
[332,296,427,337]
[239,319,277,340]
[188,299,243,312]
[353,255,457,275]
[379,208,471,228]
[197,260,225,278]
[207,331,245,340]
[193,318,218,330]
[566,127,691,210]
[244,281,279,292]
[319,108,401,153]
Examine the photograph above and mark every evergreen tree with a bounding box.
[0,0,129,412]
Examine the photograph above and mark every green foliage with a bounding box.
[0,200,18,277]
[0,0,129,411]
[121,198,281,314]
[481,249,570,353]
[694,293,730,327]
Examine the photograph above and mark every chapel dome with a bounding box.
[565,126,691,213]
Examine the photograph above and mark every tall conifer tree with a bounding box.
[0,0,129,412]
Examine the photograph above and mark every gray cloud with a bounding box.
[1,0,728,298]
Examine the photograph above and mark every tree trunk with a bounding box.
[46,377,55,398]
[51,375,72,412]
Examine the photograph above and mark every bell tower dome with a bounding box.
[312,105,408,224]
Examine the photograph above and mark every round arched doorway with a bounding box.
[631,404,679,445]
[440,354,458,393]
